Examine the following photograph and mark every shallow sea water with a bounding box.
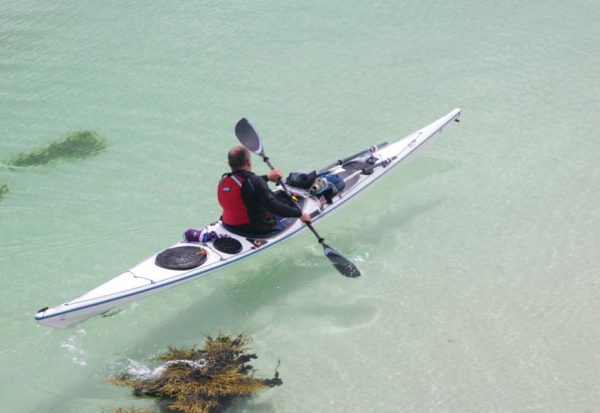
[1,1,599,412]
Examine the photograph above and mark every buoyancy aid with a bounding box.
[218,173,250,225]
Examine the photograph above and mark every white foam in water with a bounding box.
[127,358,207,379]
[125,359,154,378]
[60,329,87,366]
[354,252,370,263]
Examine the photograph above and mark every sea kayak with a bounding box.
[35,108,461,328]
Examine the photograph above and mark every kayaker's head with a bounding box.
[228,146,252,171]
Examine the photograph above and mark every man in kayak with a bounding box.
[218,146,312,233]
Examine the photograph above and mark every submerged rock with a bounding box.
[7,131,106,166]
[110,333,282,413]
[0,184,7,200]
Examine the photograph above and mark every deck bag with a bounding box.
[286,170,317,189]
[183,228,203,242]
[310,173,345,203]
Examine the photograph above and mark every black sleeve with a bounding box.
[250,175,302,218]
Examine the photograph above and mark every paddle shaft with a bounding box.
[261,156,325,243]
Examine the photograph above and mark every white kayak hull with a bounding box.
[35,108,461,328]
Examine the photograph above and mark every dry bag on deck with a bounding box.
[286,170,316,189]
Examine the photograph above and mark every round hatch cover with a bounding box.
[155,246,207,270]
[213,237,243,254]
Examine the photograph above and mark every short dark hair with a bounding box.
[228,146,250,170]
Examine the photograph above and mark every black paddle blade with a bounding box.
[234,118,264,156]
[323,243,361,278]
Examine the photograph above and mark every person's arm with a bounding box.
[266,169,282,183]
[260,169,282,183]
[251,176,302,218]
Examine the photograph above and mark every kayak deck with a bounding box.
[34,108,461,328]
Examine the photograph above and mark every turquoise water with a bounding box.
[1,1,599,412]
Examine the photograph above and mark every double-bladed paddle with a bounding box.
[234,118,361,278]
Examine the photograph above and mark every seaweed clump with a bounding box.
[0,184,7,200]
[8,131,106,166]
[110,333,282,413]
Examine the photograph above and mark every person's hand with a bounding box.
[267,169,282,183]
[300,212,312,223]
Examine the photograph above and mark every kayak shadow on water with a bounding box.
[153,251,324,333]
[131,198,447,345]
[346,197,447,256]
[392,156,460,186]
